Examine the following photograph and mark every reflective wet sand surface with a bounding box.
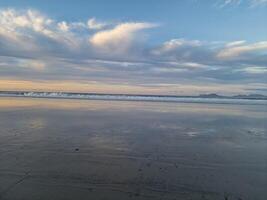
[0,97,266,200]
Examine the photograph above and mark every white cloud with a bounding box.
[89,22,157,53]
[57,21,69,32]
[151,67,187,73]
[219,0,267,7]
[151,39,202,55]
[31,60,45,70]
[87,18,107,30]
[182,62,207,68]
[22,59,46,71]
[0,9,81,50]
[219,0,242,7]
[225,40,246,47]
[241,66,267,74]
[162,39,202,51]
[217,41,267,59]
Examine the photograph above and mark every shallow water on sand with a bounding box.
[0,97,266,200]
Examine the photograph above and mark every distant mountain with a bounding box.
[232,94,267,100]
[198,93,223,98]
[198,93,267,100]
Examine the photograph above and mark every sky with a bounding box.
[0,0,266,95]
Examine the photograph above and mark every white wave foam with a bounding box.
[0,92,266,105]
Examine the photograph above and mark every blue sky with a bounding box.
[1,0,266,42]
[0,0,266,95]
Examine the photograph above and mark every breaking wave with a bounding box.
[0,91,266,105]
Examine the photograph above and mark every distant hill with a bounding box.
[198,93,223,98]
[198,93,267,100]
[232,94,267,100]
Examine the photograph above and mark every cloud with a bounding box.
[225,40,246,47]
[241,66,267,74]
[57,21,69,32]
[217,41,267,59]
[0,9,53,38]
[219,0,242,7]
[0,8,267,95]
[152,39,202,55]
[20,59,46,71]
[89,22,157,54]
[218,0,267,7]
[0,8,81,53]
[0,9,157,59]
[249,0,267,6]
[87,18,108,30]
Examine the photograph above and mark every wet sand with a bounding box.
[0,97,266,200]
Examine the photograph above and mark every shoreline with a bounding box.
[0,94,266,105]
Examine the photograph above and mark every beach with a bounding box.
[0,97,266,200]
